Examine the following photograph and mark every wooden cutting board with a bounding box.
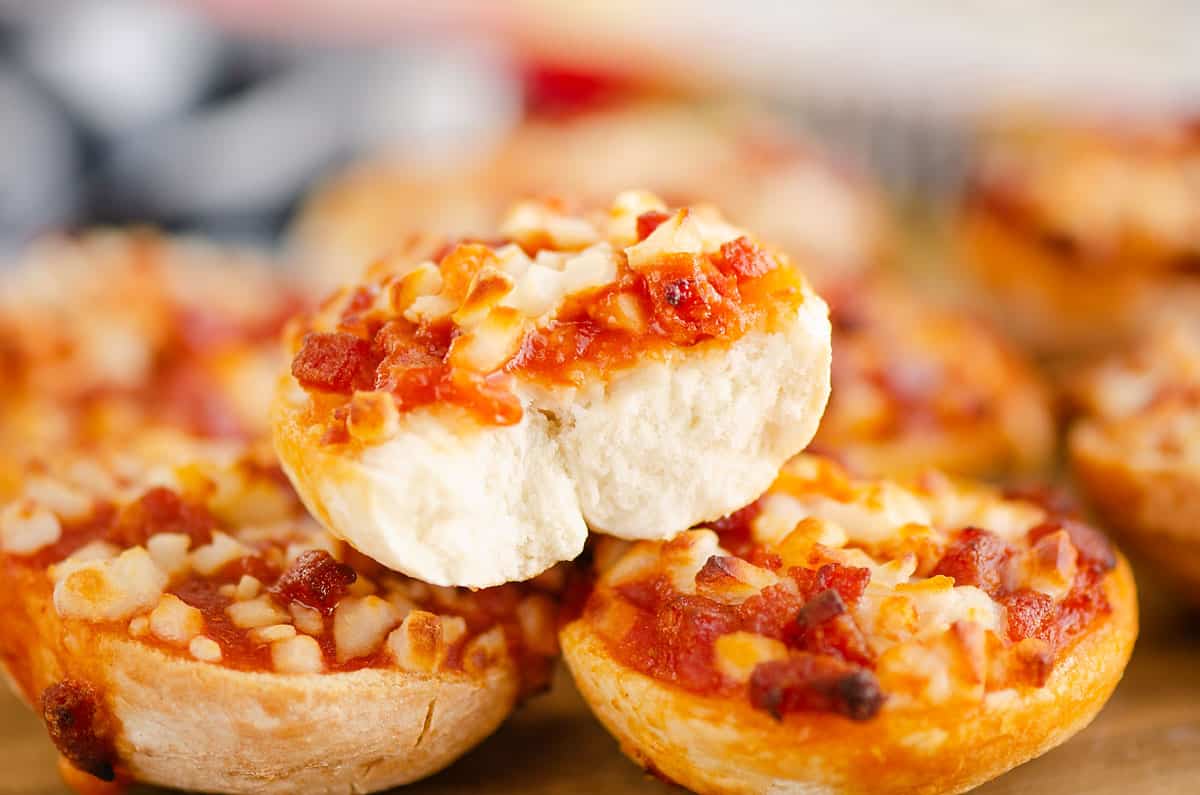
[2,555,1196,795]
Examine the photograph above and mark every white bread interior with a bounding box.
[275,289,831,588]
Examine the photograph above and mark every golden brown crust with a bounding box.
[1067,319,1200,595]
[562,557,1135,795]
[1072,429,1200,595]
[2,567,518,795]
[561,456,1137,794]
[0,452,561,793]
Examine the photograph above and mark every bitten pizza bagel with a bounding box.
[562,455,1136,795]
[813,280,1054,479]
[273,192,832,588]
[0,231,306,497]
[290,102,891,292]
[0,449,560,794]
[959,115,1200,356]
[1068,318,1200,595]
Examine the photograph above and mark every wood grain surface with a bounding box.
[1,552,1196,795]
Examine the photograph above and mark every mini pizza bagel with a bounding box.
[0,449,561,794]
[814,280,1054,479]
[290,102,891,292]
[273,192,832,587]
[958,116,1200,356]
[0,230,307,498]
[562,455,1136,795]
[1069,318,1200,595]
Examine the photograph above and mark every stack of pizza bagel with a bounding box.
[0,103,1148,795]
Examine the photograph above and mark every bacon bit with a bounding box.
[791,563,871,606]
[786,587,875,667]
[931,528,1015,598]
[698,500,764,556]
[748,655,884,721]
[717,237,772,280]
[373,320,452,379]
[806,615,875,667]
[636,211,671,242]
[1000,589,1055,643]
[736,583,807,639]
[271,550,357,615]
[1003,566,1111,656]
[794,588,847,629]
[291,332,375,393]
[41,680,116,782]
[1028,519,1115,572]
[1046,567,1112,651]
[640,255,744,344]
[112,488,214,549]
[657,595,743,692]
[614,587,741,692]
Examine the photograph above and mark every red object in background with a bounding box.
[522,62,634,117]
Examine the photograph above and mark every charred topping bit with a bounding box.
[291,332,376,393]
[112,487,214,550]
[748,656,884,722]
[931,528,1015,599]
[792,563,871,607]
[271,550,357,615]
[42,680,116,783]
[793,588,847,629]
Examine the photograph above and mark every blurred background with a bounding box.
[2,4,1200,794]
[0,0,1197,250]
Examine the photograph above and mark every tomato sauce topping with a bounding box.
[291,201,804,437]
[585,457,1121,721]
[600,559,881,719]
[4,472,562,687]
[931,524,1112,656]
[271,550,356,615]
